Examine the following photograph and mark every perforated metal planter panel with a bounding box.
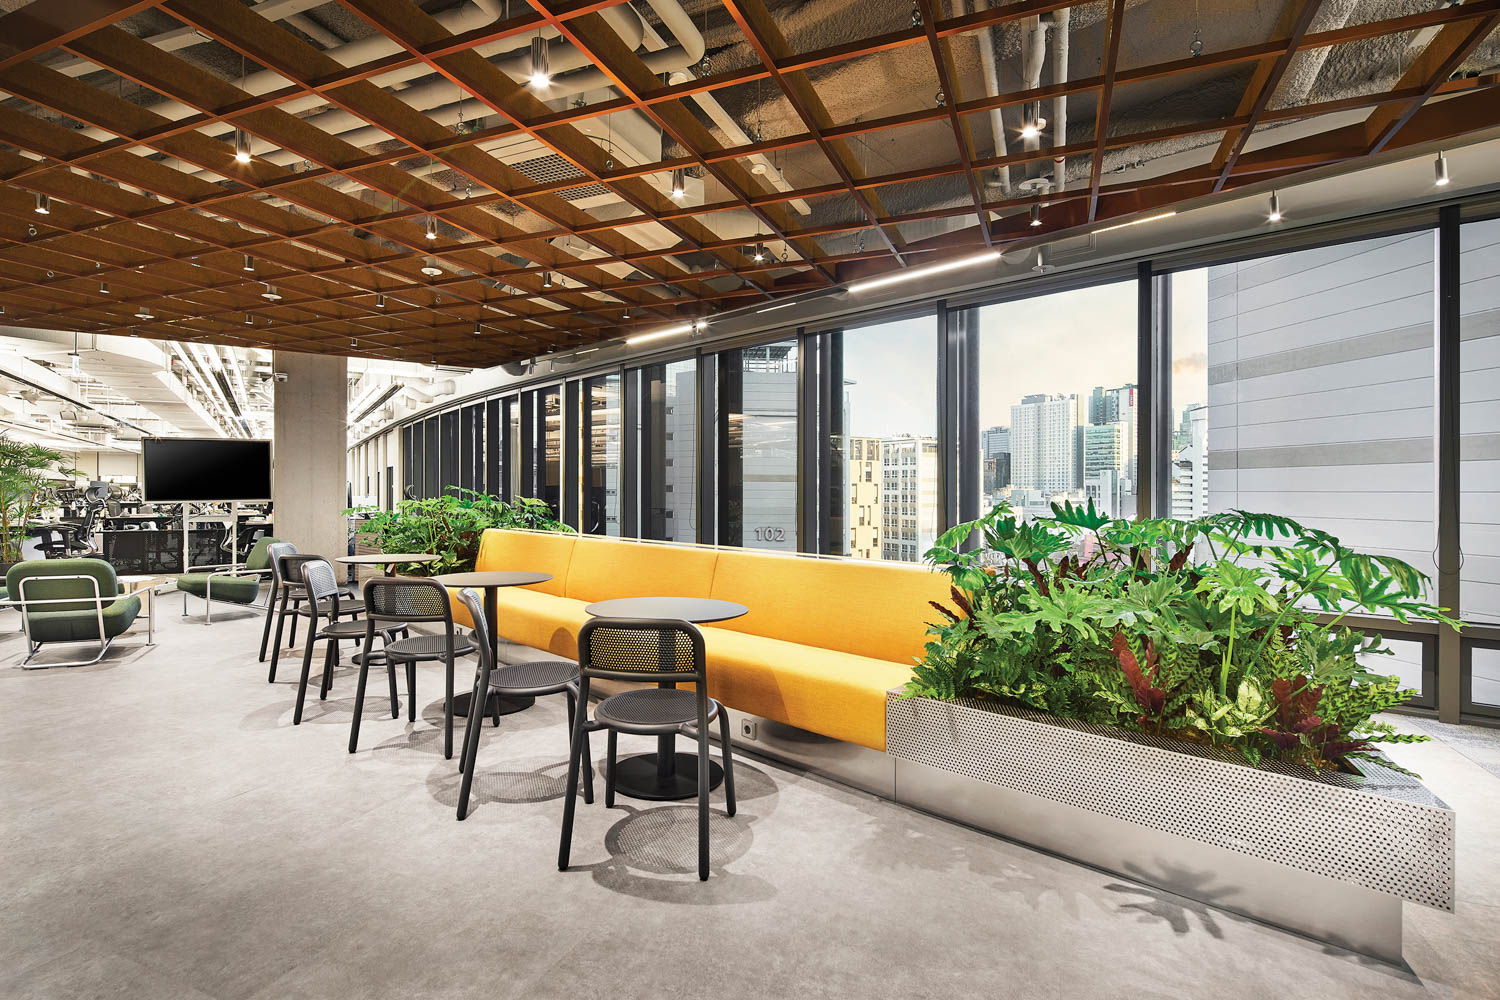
[886,694,1455,911]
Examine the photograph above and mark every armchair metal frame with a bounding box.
[179,559,273,624]
[7,575,121,668]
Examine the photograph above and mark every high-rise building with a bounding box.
[981,424,1011,493]
[1083,421,1130,517]
[1087,384,1138,485]
[847,435,882,559]
[1171,403,1209,520]
[881,434,939,563]
[1010,393,1082,493]
[735,344,798,551]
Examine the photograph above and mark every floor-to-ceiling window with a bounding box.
[1167,230,1439,700]
[538,387,561,515]
[972,280,1140,529]
[584,373,621,535]
[635,359,697,542]
[718,340,798,552]
[1460,216,1500,714]
[821,314,938,561]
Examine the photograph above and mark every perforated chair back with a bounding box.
[363,577,451,625]
[266,542,298,585]
[456,588,493,675]
[298,558,342,618]
[279,552,320,591]
[577,617,704,684]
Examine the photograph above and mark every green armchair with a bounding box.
[177,536,282,623]
[6,559,141,667]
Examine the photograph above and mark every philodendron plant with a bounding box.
[344,489,571,576]
[908,501,1459,773]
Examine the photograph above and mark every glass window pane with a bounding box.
[1460,217,1500,626]
[1170,232,1438,598]
[540,387,560,516]
[720,341,798,552]
[585,373,621,536]
[835,315,938,562]
[639,359,697,542]
[1471,645,1500,709]
[976,280,1140,526]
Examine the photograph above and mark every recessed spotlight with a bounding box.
[1268,191,1283,223]
[1434,151,1450,186]
[261,285,282,301]
[33,192,50,215]
[234,129,252,164]
[243,254,255,272]
[528,35,551,88]
[670,168,686,200]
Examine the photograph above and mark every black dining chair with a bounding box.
[559,617,735,881]
[267,552,365,685]
[453,587,593,820]
[258,541,297,662]
[293,558,404,726]
[350,577,472,757]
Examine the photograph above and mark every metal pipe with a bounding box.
[973,0,1010,193]
[1050,7,1070,192]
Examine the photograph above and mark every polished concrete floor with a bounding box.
[3,598,1499,1000]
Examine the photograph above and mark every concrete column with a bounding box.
[272,351,347,559]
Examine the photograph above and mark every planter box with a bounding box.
[886,693,1455,964]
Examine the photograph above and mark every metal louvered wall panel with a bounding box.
[886,694,1455,913]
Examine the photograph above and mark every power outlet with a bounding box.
[740,718,758,741]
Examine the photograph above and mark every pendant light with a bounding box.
[261,284,282,301]
[242,254,255,272]
[1434,152,1450,186]
[425,215,438,240]
[234,129,252,164]
[670,168,686,200]
[528,35,551,88]
[542,271,554,288]
[34,192,50,215]
[1029,202,1042,227]
[376,294,385,309]
[1267,191,1282,223]
[99,280,109,295]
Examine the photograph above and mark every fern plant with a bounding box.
[907,500,1460,774]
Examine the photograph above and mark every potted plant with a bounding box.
[0,436,76,574]
[344,489,571,576]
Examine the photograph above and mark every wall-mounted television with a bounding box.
[142,438,273,502]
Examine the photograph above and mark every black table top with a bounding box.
[432,570,553,588]
[337,553,440,565]
[583,597,748,624]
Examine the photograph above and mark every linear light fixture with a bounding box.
[756,299,800,314]
[1094,210,1177,234]
[626,322,694,345]
[846,249,1001,295]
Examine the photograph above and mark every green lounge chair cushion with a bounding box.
[25,595,141,643]
[6,558,140,642]
[177,573,262,604]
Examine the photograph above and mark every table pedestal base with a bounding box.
[612,752,725,801]
[452,690,534,718]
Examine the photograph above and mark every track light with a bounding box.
[234,129,251,164]
[847,249,1001,295]
[1029,203,1042,227]
[542,271,554,288]
[33,192,50,215]
[1268,191,1283,223]
[1434,151,1450,186]
[425,215,437,240]
[528,35,550,88]
[243,254,255,272]
[376,294,385,309]
[261,285,282,301]
[670,168,686,200]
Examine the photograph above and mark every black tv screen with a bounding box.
[142,438,273,502]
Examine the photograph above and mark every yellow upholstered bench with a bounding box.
[450,529,950,752]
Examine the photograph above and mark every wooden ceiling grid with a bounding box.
[0,0,1494,364]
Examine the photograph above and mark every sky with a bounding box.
[838,271,1211,441]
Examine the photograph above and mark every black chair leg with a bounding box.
[405,661,417,723]
[604,729,617,808]
[443,653,455,760]
[565,686,594,805]
[697,721,710,881]
[558,712,588,870]
[268,590,291,684]
[348,637,373,753]
[490,691,500,727]
[293,637,317,725]
[456,660,490,819]
[718,707,737,817]
[320,639,336,700]
[386,659,399,718]
[288,607,298,648]
[258,580,277,662]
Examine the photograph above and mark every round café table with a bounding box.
[432,571,553,718]
[582,596,747,802]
